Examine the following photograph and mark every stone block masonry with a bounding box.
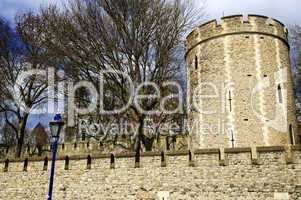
[0,14,300,200]
[1,144,301,199]
[186,14,299,149]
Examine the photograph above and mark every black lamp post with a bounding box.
[47,114,64,200]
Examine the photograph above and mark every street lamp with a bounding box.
[47,114,64,200]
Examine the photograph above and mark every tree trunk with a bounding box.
[135,115,145,155]
[16,114,29,157]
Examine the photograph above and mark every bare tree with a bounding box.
[0,122,17,145]
[22,0,205,153]
[0,16,52,157]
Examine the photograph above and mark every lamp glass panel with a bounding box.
[50,123,60,137]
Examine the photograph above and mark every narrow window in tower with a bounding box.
[195,55,198,70]
[289,124,295,145]
[230,130,235,148]
[228,91,232,112]
[278,84,283,103]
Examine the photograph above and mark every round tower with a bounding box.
[186,14,299,149]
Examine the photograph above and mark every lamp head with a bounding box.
[49,114,64,138]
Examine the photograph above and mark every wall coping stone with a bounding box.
[256,146,285,152]
[1,145,300,164]
[194,149,220,154]
[224,147,251,153]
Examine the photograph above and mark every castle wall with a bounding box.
[186,15,298,149]
[1,145,301,200]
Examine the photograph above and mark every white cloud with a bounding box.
[0,0,300,25]
[0,0,63,23]
[197,0,300,25]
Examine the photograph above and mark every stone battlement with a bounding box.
[1,141,109,159]
[186,14,289,54]
[0,136,188,160]
[1,145,301,199]
[1,145,301,172]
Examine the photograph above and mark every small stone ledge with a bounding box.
[91,153,111,159]
[114,152,136,158]
[194,149,219,155]
[221,14,243,20]
[166,150,189,156]
[256,146,285,152]
[224,147,251,154]
[248,14,269,19]
[140,152,161,157]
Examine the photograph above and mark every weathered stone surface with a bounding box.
[186,14,299,149]
[0,146,301,199]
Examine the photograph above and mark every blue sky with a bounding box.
[0,0,300,26]
[0,0,63,23]
[0,0,300,128]
[205,0,300,25]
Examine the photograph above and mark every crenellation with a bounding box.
[8,161,23,172]
[141,156,161,168]
[115,157,136,169]
[4,142,301,170]
[221,15,243,28]
[194,153,219,166]
[226,152,252,167]
[187,14,297,150]
[166,154,188,168]
[94,156,111,169]
[186,14,289,58]
[27,160,44,171]
[69,158,87,170]
[197,19,218,32]
[248,14,269,26]
[1,147,301,199]
[258,151,285,165]
[55,160,67,171]
[4,146,300,172]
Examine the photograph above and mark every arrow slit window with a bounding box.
[277,84,283,103]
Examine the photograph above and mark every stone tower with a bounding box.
[186,15,299,149]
